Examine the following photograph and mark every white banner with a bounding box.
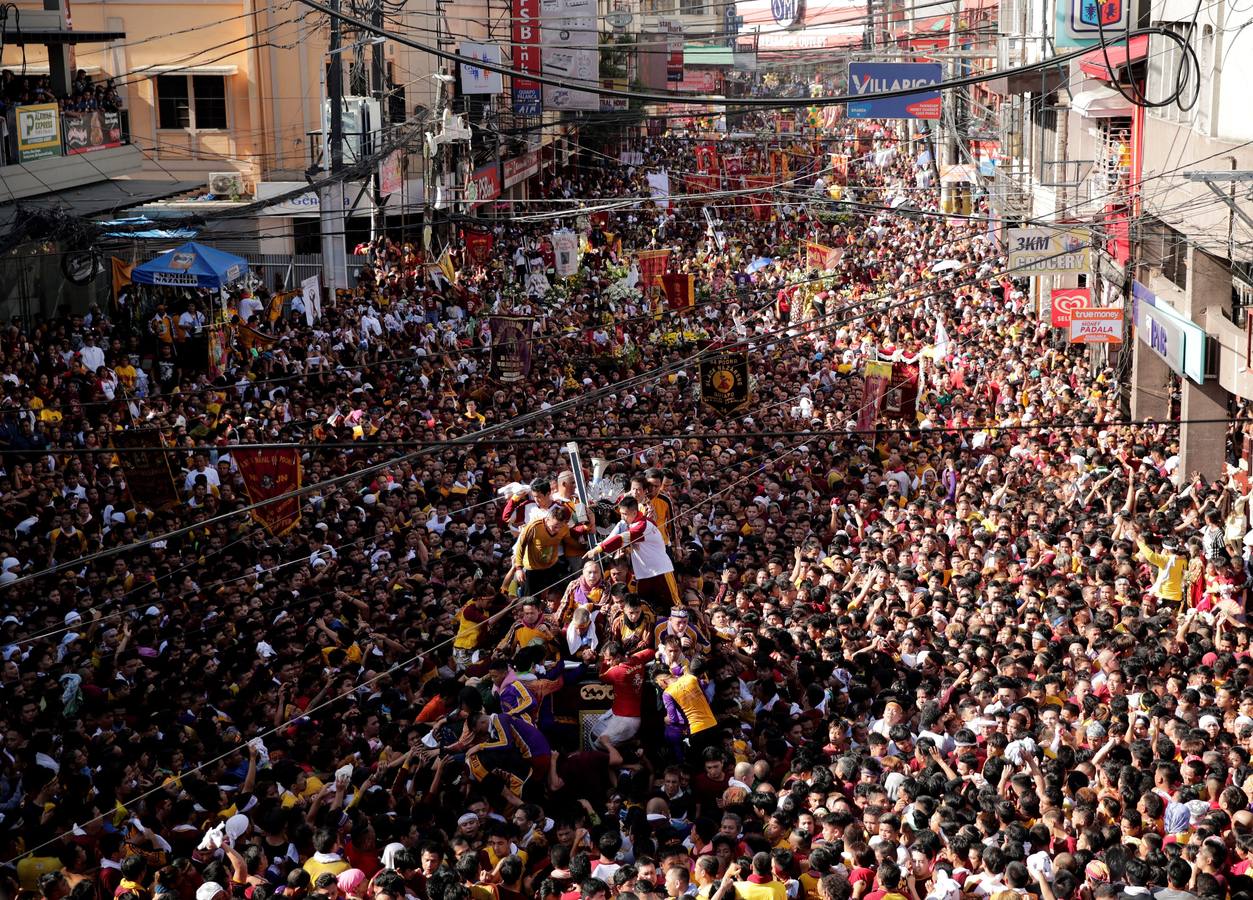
[552,229,579,276]
[459,42,504,95]
[647,170,671,209]
[541,0,599,111]
[301,275,322,326]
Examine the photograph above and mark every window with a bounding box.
[156,75,189,129]
[1148,22,1201,126]
[156,74,228,130]
[679,0,707,13]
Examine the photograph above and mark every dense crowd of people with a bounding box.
[2,118,1253,900]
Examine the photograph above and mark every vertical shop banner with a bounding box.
[463,229,495,267]
[234,448,303,537]
[1049,286,1091,328]
[699,351,750,412]
[857,361,893,433]
[541,0,599,111]
[112,430,180,512]
[552,229,580,276]
[512,0,542,114]
[489,316,535,382]
[666,20,684,82]
[637,249,671,291]
[660,273,695,310]
[459,41,504,94]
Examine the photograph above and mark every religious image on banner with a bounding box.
[207,327,230,379]
[659,272,695,310]
[883,362,919,420]
[489,316,535,382]
[699,351,750,413]
[856,361,893,433]
[463,229,495,268]
[636,249,670,290]
[234,448,302,536]
[552,229,580,277]
[742,175,774,221]
[805,242,843,271]
[111,429,180,512]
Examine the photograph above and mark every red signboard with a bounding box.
[512,0,542,115]
[1050,286,1091,328]
[502,151,540,188]
[467,163,501,207]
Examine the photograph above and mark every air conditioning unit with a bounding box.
[208,171,245,197]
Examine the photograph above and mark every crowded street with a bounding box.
[2,114,1253,900]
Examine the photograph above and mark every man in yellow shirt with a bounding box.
[734,853,788,900]
[1130,523,1184,604]
[302,826,350,881]
[512,504,573,600]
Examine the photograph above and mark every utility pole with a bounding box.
[370,0,386,244]
[938,0,959,213]
[320,0,350,294]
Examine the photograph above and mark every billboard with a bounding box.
[512,0,542,114]
[847,63,942,119]
[1049,286,1091,328]
[1069,308,1123,343]
[466,162,502,208]
[542,0,599,111]
[1006,228,1091,275]
[1056,0,1129,46]
[12,103,62,161]
[460,42,504,94]
[62,110,123,154]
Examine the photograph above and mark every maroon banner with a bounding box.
[856,361,893,434]
[637,249,670,291]
[660,273,695,310]
[112,429,181,512]
[489,316,535,383]
[235,448,302,536]
[463,229,495,267]
[743,175,774,221]
[883,362,919,421]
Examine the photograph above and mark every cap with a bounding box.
[197,883,227,900]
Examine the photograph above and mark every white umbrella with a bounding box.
[931,259,962,273]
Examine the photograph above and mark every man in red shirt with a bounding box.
[593,641,655,766]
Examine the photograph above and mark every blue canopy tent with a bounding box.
[131,242,248,289]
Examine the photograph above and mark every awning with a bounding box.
[684,45,735,66]
[0,177,202,232]
[905,15,952,46]
[132,242,248,289]
[141,64,240,76]
[940,163,980,184]
[1071,84,1135,118]
[1078,34,1148,80]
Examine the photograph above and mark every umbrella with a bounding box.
[746,257,774,274]
[931,259,962,273]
